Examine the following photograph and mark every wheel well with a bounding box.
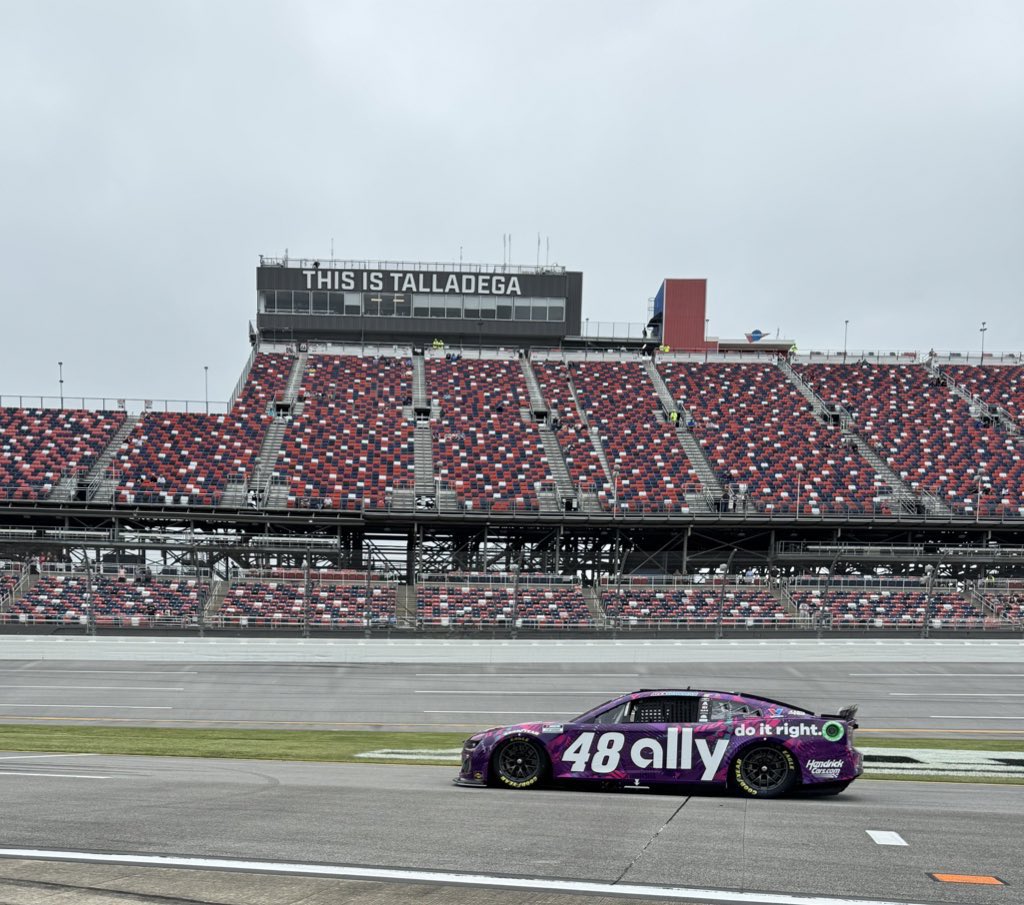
[489,735,551,781]
[727,740,802,790]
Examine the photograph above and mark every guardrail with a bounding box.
[4,480,1024,523]
[0,396,228,415]
[2,613,1020,634]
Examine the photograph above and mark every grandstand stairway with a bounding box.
[644,360,723,511]
[242,351,308,509]
[777,358,843,423]
[203,578,229,619]
[933,362,1021,436]
[395,584,417,626]
[557,367,615,505]
[519,357,549,415]
[539,427,584,511]
[516,363,572,513]
[582,585,605,627]
[282,350,308,408]
[777,583,800,618]
[644,359,679,414]
[839,426,951,517]
[780,359,949,517]
[1,570,38,613]
[56,414,138,504]
[413,422,441,506]
[412,354,428,408]
[251,417,290,508]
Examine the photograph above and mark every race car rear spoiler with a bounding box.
[821,705,858,727]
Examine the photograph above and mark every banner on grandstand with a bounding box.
[257,266,574,299]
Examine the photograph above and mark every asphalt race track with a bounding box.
[0,758,1020,905]
[0,652,1022,904]
[0,658,1022,736]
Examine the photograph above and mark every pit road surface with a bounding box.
[0,757,1020,905]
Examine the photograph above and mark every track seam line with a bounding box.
[613,796,690,885]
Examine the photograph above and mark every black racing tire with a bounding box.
[492,737,548,789]
[731,744,798,798]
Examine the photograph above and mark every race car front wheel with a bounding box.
[732,745,797,798]
[493,738,547,789]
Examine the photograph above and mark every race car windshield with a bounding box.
[572,698,627,724]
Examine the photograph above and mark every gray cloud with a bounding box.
[1,0,1021,403]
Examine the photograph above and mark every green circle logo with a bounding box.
[823,721,845,742]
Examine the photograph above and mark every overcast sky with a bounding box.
[1,1,1021,405]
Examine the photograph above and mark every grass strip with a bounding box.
[864,774,1024,785]
[0,726,1019,771]
[856,737,1023,752]
[0,725,466,765]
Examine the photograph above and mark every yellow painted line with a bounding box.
[931,873,1004,885]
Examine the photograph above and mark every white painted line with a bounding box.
[0,670,197,675]
[0,772,110,779]
[0,754,97,761]
[866,831,908,846]
[0,704,172,709]
[930,715,1024,720]
[0,848,938,905]
[415,673,640,678]
[4,686,184,691]
[850,673,1024,677]
[424,710,578,715]
[891,693,1024,696]
[415,690,622,695]
[355,749,461,761]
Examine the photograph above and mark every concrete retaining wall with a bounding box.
[1,637,1021,664]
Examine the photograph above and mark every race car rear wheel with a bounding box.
[493,738,547,789]
[732,744,797,798]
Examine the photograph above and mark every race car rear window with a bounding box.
[705,698,762,721]
[631,697,699,724]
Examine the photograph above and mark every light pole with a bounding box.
[58,361,64,409]
[843,320,849,363]
[980,321,987,364]
[612,467,620,516]
[204,366,209,414]
[704,318,710,363]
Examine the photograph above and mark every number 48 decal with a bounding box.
[561,732,625,774]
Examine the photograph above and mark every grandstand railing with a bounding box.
[260,256,565,276]
[6,613,1016,633]
[579,321,650,339]
[417,572,579,586]
[0,396,228,415]
[227,343,259,412]
[7,477,1024,522]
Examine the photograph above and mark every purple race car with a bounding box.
[455,689,862,797]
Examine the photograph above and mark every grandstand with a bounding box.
[1,258,1023,635]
